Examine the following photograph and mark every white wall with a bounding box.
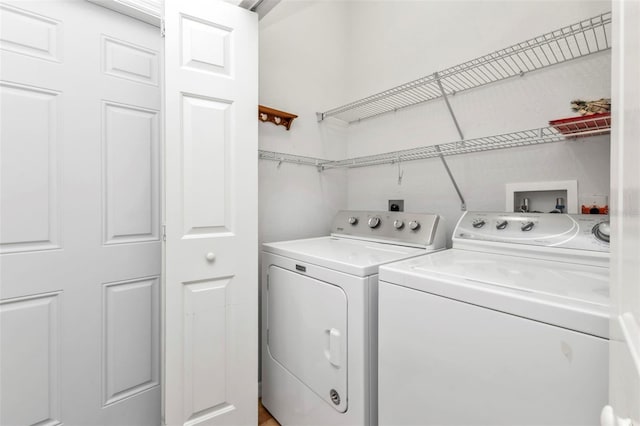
[259,1,350,247]
[341,0,612,241]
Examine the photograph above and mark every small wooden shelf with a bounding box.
[259,105,298,130]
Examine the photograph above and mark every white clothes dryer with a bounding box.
[261,210,446,426]
[378,211,610,426]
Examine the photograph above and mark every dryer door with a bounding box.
[267,266,348,412]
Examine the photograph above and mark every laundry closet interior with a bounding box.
[258,1,610,242]
[258,2,613,425]
[2,0,637,425]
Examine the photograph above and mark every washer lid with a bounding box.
[379,249,609,338]
[262,236,427,277]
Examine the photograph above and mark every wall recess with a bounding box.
[506,180,578,214]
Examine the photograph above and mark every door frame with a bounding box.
[86,0,161,26]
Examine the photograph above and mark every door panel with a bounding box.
[103,277,160,406]
[102,101,160,244]
[267,266,348,413]
[0,292,61,426]
[181,94,231,236]
[0,2,161,425]
[0,82,60,253]
[609,0,640,423]
[163,2,258,425]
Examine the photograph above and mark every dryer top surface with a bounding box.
[263,236,429,277]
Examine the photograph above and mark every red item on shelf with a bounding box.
[581,205,609,215]
[549,112,611,138]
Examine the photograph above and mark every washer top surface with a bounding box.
[379,249,609,337]
[263,236,427,277]
[452,212,609,266]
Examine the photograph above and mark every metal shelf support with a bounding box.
[434,71,467,210]
[436,145,467,211]
[435,71,465,141]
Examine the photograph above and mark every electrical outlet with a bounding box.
[388,200,404,212]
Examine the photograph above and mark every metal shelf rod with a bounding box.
[258,150,333,171]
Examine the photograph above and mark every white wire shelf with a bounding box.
[259,115,611,170]
[317,12,611,124]
[258,150,333,168]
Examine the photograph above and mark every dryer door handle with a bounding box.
[324,328,341,368]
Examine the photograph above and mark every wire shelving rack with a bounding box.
[258,115,611,170]
[316,12,612,124]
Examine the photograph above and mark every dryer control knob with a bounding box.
[521,221,535,232]
[393,219,405,229]
[472,219,486,228]
[368,217,381,228]
[348,216,358,225]
[408,220,420,231]
[496,220,508,230]
[592,221,610,243]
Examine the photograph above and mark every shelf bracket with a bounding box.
[434,72,464,141]
[435,145,467,211]
[434,72,467,210]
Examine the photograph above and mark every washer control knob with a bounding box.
[348,216,358,225]
[393,219,405,229]
[521,221,535,232]
[408,220,420,231]
[368,217,381,228]
[496,220,508,230]
[472,219,486,228]
[592,221,610,243]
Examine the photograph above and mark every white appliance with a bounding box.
[378,211,610,426]
[261,210,446,426]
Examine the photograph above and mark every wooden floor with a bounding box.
[259,399,280,426]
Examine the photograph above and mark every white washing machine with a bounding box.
[378,211,610,426]
[261,210,446,426]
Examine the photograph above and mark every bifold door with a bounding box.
[163,1,258,425]
[267,265,348,412]
[0,1,161,424]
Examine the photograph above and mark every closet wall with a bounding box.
[343,1,612,238]
[259,1,349,248]
[259,0,612,246]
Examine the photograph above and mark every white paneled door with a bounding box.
[0,1,161,425]
[606,1,640,425]
[163,1,258,426]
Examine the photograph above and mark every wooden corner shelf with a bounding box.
[258,105,298,130]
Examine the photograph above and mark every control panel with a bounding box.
[454,211,609,252]
[331,210,443,248]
